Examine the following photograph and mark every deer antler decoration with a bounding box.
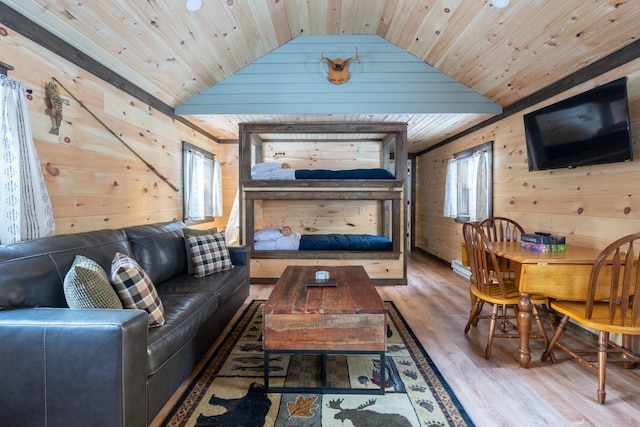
[319,48,359,84]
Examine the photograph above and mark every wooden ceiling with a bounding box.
[3,0,639,153]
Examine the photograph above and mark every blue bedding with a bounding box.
[299,234,393,251]
[294,168,395,179]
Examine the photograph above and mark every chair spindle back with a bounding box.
[478,217,525,242]
[463,222,510,298]
[586,232,640,327]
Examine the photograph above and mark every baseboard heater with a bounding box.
[451,259,471,280]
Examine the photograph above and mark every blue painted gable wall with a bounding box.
[176,35,502,115]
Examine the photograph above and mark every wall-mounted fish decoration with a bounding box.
[45,80,69,135]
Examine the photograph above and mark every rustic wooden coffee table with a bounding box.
[262,265,387,394]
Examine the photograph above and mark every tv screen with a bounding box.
[524,77,633,171]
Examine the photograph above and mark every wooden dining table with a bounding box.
[490,241,605,368]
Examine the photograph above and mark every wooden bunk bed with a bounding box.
[239,122,407,285]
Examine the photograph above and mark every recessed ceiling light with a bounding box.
[491,0,510,8]
[263,115,273,121]
[186,0,202,12]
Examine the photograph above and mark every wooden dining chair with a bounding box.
[478,216,525,242]
[463,222,553,359]
[541,232,640,404]
[478,216,525,281]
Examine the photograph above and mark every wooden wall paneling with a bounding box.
[261,140,381,169]
[0,2,175,116]
[415,59,640,264]
[500,6,637,101]
[50,193,179,218]
[426,43,640,157]
[261,199,381,235]
[265,0,292,44]
[411,0,490,66]
[0,24,226,235]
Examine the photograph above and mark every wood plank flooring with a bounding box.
[151,251,640,426]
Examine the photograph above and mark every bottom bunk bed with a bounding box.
[243,189,406,285]
[254,230,392,251]
[250,228,405,285]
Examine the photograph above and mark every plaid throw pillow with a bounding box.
[186,232,234,277]
[183,227,217,275]
[111,252,165,327]
[64,255,123,309]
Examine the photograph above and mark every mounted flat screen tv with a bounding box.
[524,77,633,171]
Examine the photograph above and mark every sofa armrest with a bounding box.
[0,308,148,427]
[229,245,250,266]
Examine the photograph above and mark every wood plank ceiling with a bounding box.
[2,0,639,153]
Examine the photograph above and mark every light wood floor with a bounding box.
[152,251,640,426]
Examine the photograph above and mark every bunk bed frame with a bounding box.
[239,122,408,285]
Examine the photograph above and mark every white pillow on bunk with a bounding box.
[250,162,296,179]
[254,227,284,241]
[269,168,296,180]
[254,240,276,250]
[251,162,281,176]
[275,232,301,250]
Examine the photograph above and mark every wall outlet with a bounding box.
[358,207,365,215]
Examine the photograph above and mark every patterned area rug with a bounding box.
[161,300,474,427]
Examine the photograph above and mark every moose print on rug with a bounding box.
[326,398,412,427]
[195,382,271,427]
[164,301,474,427]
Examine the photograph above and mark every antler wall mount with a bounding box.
[319,48,359,84]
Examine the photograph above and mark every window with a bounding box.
[182,141,222,224]
[444,141,492,222]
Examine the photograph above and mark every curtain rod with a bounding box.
[0,61,14,76]
[0,62,33,94]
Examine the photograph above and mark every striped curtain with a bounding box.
[0,75,55,244]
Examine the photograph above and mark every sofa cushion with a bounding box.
[185,232,233,277]
[156,264,248,303]
[0,229,132,309]
[183,227,217,275]
[111,252,165,327]
[124,221,187,285]
[145,293,218,376]
[64,255,123,309]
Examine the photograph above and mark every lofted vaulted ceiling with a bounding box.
[2,0,639,153]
